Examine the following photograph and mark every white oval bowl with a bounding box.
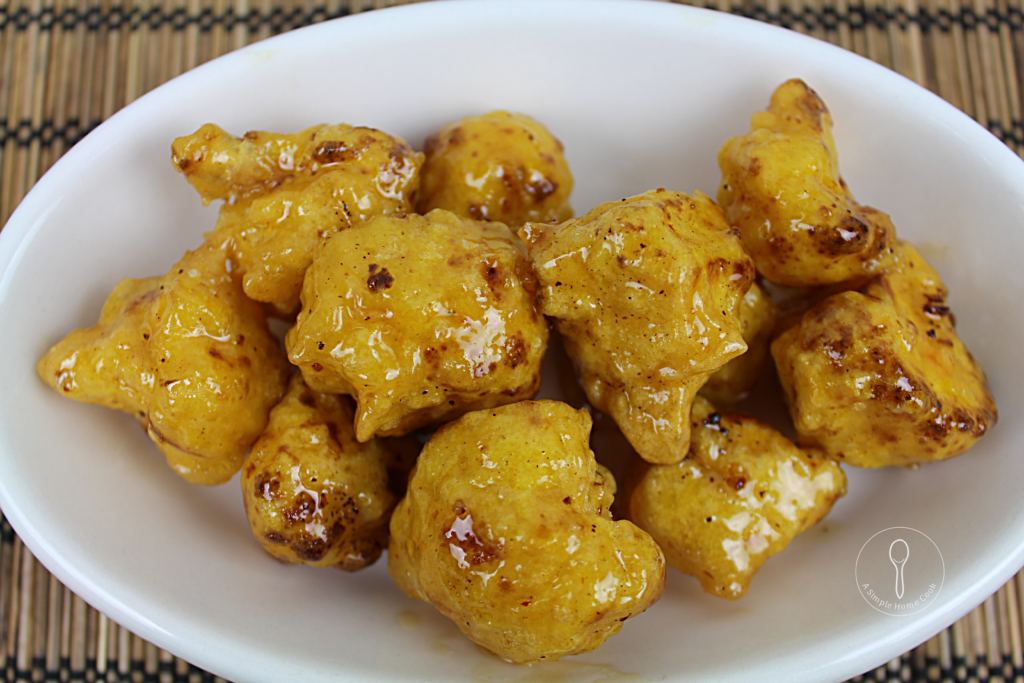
[1,1,1022,681]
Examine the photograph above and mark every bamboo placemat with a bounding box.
[0,0,1021,680]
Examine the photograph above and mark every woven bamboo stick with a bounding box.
[975,0,1014,143]
[38,0,58,176]
[26,0,49,193]
[42,573,58,679]
[0,0,1023,680]
[995,0,1023,154]
[923,634,941,681]
[962,0,992,126]
[1,13,28,225]
[0,1,11,226]
[924,0,956,107]
[63,0,88,158]
[950,0,977,113]
[13,541,30,682]
[835,0,855,52]
[124,0,144,105]
[118,618,131,680]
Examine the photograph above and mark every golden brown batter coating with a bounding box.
[630,397,846,600]
[417,111,573,227]
[39,275,161,418]
[699,281,778,405]
[241,374,405,570]
[286,209,548,442]
[718,79,895,286]
[772,241,997,467]
[172,123,423,312]
[520,189,754,465]
[38,241,289,485]
[389,401,665,663]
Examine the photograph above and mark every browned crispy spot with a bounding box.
[283,491,318,525]
[292,537,328,562]
[207,347,230,364]
[264,531,286,545]
[815,214,868,255]
[445,127,465,148]
[504,334,526,369]
[822,325,856,368]
[727,476,747,491]
[367,265,394,292]
[422,134,443,158]
[315,140,353,164]
[794,82,828,133]
[146,421,205,458]
[445,512,502,566]
[524,175,556,202]
[254,472,282,500]
[923,295,951,318]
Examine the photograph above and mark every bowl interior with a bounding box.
[1,2,1022,682]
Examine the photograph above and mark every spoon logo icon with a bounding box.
[856,527,944,616]
[889,539,909,599]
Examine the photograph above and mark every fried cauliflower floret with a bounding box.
[417,111,573,227]
[389,401,665,663]
[630,396,846,599]
[772,241,997,467]
[699,281,778,405]
[241,374,408,570]
[38,241,289,484]
[172,123,423,312]
[519,189,754,465]
[718,79,895,286]
[286,210,548,441]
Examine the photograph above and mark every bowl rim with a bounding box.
[2,1,1023,681]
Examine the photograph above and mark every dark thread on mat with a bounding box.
[3,117,1017,154]
[9,666,223,682]
[0,6,1020,683]
[0,3,1021,33]
[23,656,1024,683]
[2,623,1024,682]
[845,652,1024,682]
[989,119,1024,147]
[0,3,353,31]
[0,118,102,149]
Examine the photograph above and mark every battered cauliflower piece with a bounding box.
[417,111,573,227]
[38,241,289,485]
[241,374,407,570]
[772,241,998,467]
[699,281,778,405]
[630,396,846,600]
[519,189,754,465]
[172,123,423,312]
[718,79,895,286]
[389,401,665,663]
[286,209,548,441]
